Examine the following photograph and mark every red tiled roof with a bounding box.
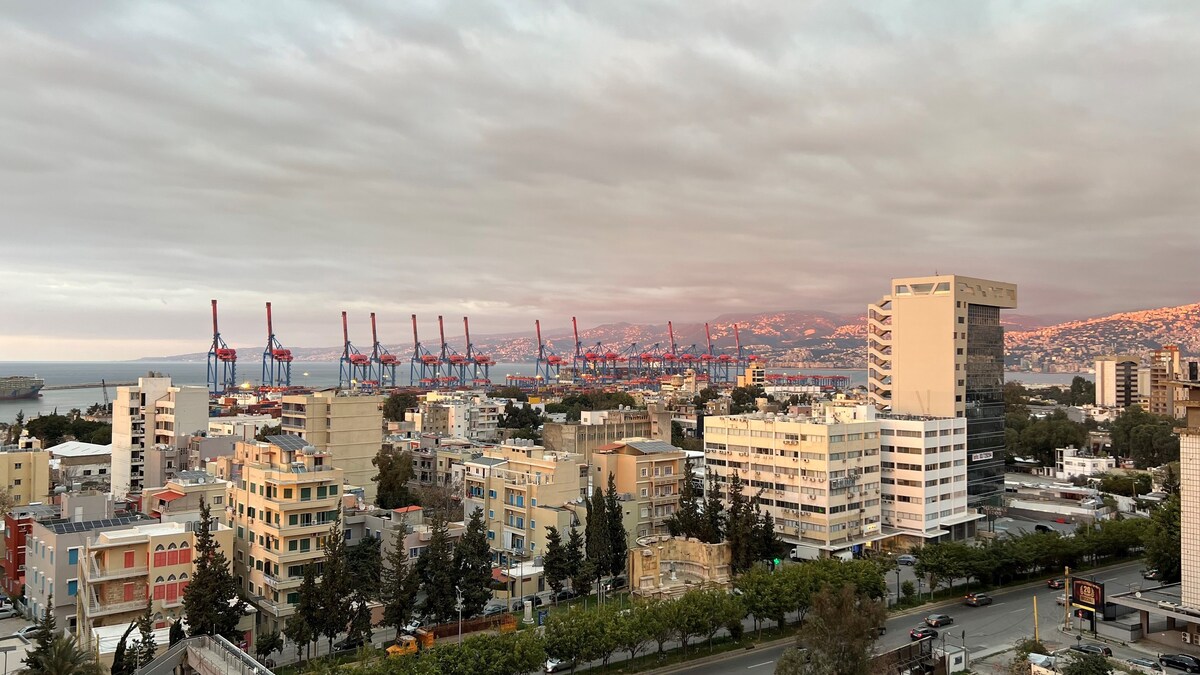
[492,568,512,584]
[156,490,186,502]
[393,506,423,514]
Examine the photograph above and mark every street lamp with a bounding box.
[455,585,463,644]
[895,568,902,607]
[1,645,16,675]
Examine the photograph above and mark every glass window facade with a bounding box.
[965,304,1005,505]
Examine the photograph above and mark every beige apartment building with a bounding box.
[1095,356,1141,408]
[703,403,885,558]
[1148,347,1181,418]
[592,439,686,543]
[280,391,383,502]
[77,519,239,648]
[218,438,344,634]
[868,275,1017,505]
[0,447,50,508]
[144,471,229,522]
[542,409,663,464]
[462,441,583,567]
[111,376,209,498]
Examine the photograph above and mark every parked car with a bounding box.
[910,627,938,641]
[481,604,506,617]
[514,595,544,611]
[400,618,422,635]
[1055,594,1067,606]
[1127,657,1163,673]
[924,614,953,627]
[876,624,887,636]
[604,576,627,591]
[545,657,575,673]
[1070,644,1113,657]
[1047,578,1065,589]
[1143,569,1163,580]
[12,626,41,641]
[1160,654,1200,673]
[964,594,993,607]
[897,554,917,566]
[333,636,366,652]
[0,607,18,620]
[554,589,577,602]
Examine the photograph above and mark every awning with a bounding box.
[157,490,185,503]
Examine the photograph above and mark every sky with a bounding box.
[3,1,1199,360]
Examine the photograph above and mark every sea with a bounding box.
[0,361,1088,422]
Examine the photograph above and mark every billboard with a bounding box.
[1072,578,1104,611]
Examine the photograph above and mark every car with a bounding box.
[545,657,575,673]
[0,607,18,620]
[514,595,544,611]
[481,604,506,617]
[1047,578,1065,589]
[1143,569,1163,580]
[554,589,577,602]
[1128,657,1163,673]
[876,625,887,636]
[910,627,938,641]
[924,614,953,627]
[604,576,627,591]
[332,636,366,652]
[897,554,917,566]
[964,593,993,607]
[1070,644,1113,657]
[1160,654,1200,673]
[1055,594,1067,606]
[12,625,41,641]
[400,618,422,635]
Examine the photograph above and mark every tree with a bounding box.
[168,620,185,647]
[283,612,313,664]
[776,584,887,675]
[183,498,247,639]
[605,472,628,578]
[419,515,458,623]
[383,392,419,422]
[643,598,678,654]
[1145,493,1182,582]
[294,564,321,660]
[725,474,757,573]
[382,526,421,633]
[542,526,568,596]
[735,564,788,634]
[753,502,782,566]
[1158,461,1181,495]
[373,446,416,510]
[346,589,374,648]
[585,480,612,591]
[454,507,493,617]
[565,525,586,593]
[666,458,702,539]
[24,593,58,672]
[347,534,383,600]
[25,635,103,675]
[318,515,351,651]
[1062,652,1114,675]
[254,629,283,663]
[254,423,281,442]
[110,622,137,675]
[132,601,157,666]
[613,604,653,661]
[700,470,725,544]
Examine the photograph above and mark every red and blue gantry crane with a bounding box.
[527,319,565,387]
[261,302,293,389]
[464,317,493,386]
[410,314,441,387]
[207,299,238,395]
[339,311,371,389]
[437,315,469,388]
[369,312,400,388]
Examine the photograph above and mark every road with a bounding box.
[666,560,1152,675]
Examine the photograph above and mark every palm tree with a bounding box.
[27,635,104,675]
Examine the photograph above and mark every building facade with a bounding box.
[0,447,50,508]
[111,377,208,498]
[867,275,1018,506]
[876,414,975,545]
[702,404,885,558]
[1095,356,1140,409]
[1054,446,1116,480]
[1148,347,1181,418]
[218,438,344,634]
[542,409,659,464]
[279,391,383,502]
[2,503,59,598]
[592,439,686,543]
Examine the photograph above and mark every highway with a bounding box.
[665,560,1153,675]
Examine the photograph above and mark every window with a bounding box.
[67,579,77,597]
[640,468,648,478]
[288,540,298,551]
[488,490,497,499]
[13,463,20,469]
[284,488,293,499]
[487,531,495,540]
[287,592,299,604]
[68,548,78,566]
[299,539,311,552]
[488,510,494,519]
[12,479,20,486]
[300,487,312,501]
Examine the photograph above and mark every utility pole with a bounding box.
[455,585,463,644]
[1063,566,1072,632]
[1033,595,1040,643]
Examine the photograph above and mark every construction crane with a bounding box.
[409,315,439,387]
[369,313,400,388]
[464,317,493,386]
[533,319,564,385]
[206,299,237,395]
[261,302,293,388]
[339,311,371,390]
[101,379,110,413]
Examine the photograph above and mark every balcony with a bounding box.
[85,596,148,618]
[261,573,302,591]
[85,561,148,582]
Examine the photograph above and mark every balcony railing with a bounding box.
[86,561,148,582]
[85,596,148,617]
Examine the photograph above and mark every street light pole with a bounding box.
[455,585,463,644]
[1,645,16,675]
[895,568,901,606]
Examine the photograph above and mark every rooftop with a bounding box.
[46,440,112,458]
[44,514,148,536]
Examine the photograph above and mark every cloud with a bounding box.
[2,1,1199,359]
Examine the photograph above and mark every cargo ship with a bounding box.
[0,376,44,400]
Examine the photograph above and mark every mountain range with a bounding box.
[145,302,1199,370]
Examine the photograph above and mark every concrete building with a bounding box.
[868,274,1018,506]
[592,439,686,543]
[207,414,277,440]
[703,403,885,558]
[343,504,465,570]
[111,377,209,499]
[144,471,229,522]
[1055,446,1116,480]
[23,493,144,632]
[462,441,583,567]
[76,519,239,647]
[218,438,345,634]
[279,391,384,502]
[47,441,112,490]
[542,408,662,464]
[0,446,50,508]
[2,503,59,598]
[1095,356,1141,409]
[876,414,976,546]
[411,391,501,442]
[1171,380,1200,610]
[1149,347,1182,419]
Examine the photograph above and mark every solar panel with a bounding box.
[48,515,144,535]
[267,435,308,451]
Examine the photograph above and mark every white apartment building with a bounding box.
[1055,446,1116,480]
[111,377,208,498]
[207,414,277,440]
[703,403,885,559]
[1095,356,1140,409]
[877,414,976,546]
[412,391,501,442]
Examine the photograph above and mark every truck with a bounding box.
[789,546,852,562]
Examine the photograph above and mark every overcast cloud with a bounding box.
[3,1,1199,360]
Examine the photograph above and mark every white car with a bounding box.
[545,657,575,673]
[0,607,17,620]
[401,618,422,635]
[13,625,41,641]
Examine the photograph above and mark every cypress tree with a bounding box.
[168,619,185,647]
[453,507,493,617]
[134,601,157,665]
[725,474,755,573]
[701,469,725,544]
[294,563,321,660]
[605,473,628,577]
[565,525,586,594]
[418,514,457,623]
[183,498,247,639]
[666,458,701,539]
[318,515,350,651]
[382,527,419,633]
[585,480,612,592]
[542,526,568,596]
[23,592,57,672]
[110,621,136,675]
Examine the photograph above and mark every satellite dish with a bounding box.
[1136,592,1142,599]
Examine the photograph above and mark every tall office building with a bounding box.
[868,275,1017,506]
[1148,346,1181,418]
[1095,356,1140,408]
